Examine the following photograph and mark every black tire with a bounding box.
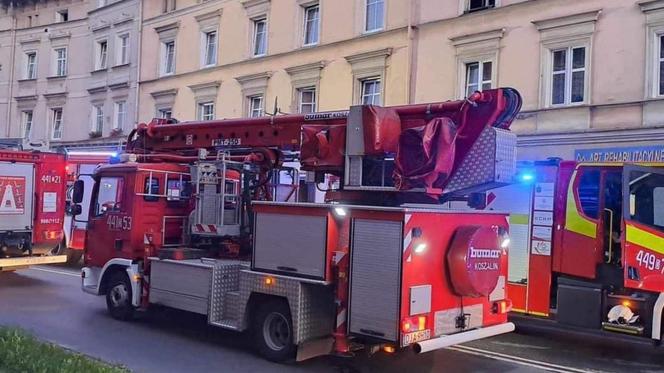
[105,272,135,321]
[65,248,83,266]
[253,299,296,362]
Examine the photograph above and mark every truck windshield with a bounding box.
[627,170,664,229]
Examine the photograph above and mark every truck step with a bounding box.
[601,322,644,336]
[211,318,242,331]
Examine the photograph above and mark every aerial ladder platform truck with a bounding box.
[74,88,522,361]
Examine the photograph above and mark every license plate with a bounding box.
[402,329,431,346]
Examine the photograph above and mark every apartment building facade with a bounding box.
[0,0,140,149]
[138,0,664,161]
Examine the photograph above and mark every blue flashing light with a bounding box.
[519,172,535,183]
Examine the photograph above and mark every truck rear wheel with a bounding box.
[105,272,135,321]
[253,299,296,362]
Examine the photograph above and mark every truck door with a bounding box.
[622,165,664,293]
[560,166,603,279]
[85,174,133,266]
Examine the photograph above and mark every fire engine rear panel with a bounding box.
[0,162,34,231]
[348,218,403,342]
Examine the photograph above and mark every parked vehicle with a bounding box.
[74,88,522,361]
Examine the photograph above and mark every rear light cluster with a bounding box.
[44,230,63,240]
[492,299,512,314]
[402,315,427,333]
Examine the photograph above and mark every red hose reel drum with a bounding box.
[447,226,503,297]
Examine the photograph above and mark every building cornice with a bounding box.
[14,95,38,102]
[109,82,130,90]
[285,61,326,75]
[241,0,270,10]
[235,72,272,84]
[517,126,664,147]
[639,0,664,13]
[344,48,392,65]
[150,88,178,98]
[154,21,180,34]
[450,28,505,46]
[532,9,602,31]
[43,92,68,100]
[87,86,108,94]
[188,81,222,91]
[195,9,223,23]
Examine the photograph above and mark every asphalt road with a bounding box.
[1,266,663,373]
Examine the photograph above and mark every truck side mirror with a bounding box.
[70,204,82,216]
[72,180,84,204]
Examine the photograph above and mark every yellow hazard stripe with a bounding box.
[626,224,664,255]
[509,214,529,225]
[565,170,597,238]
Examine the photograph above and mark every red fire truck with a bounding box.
[0,149,67,271]
[74,88,521,361]
[483,159,664,344]
[58,151,112,264]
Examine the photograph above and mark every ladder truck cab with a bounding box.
[485,160,664,344]
[75,88,522,362]
[0,149,67,271]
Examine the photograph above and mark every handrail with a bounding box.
[604,208,614,264]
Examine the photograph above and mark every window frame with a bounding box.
[25,51,37,80]
[96,39,108,70]
[198,101,215,121]
[202,30,218,67]
[114,101,127,130]
[54,47,67,77]
[303,4,320,46]
[161,40,176,76]
[56,9,68,23]
[248,95,264,117]
[158,107,172,119]
[364,0,385,33]
[548,45,587,107]
[51,108,64,140]
[464,60,493,97]
[297,87,317,113]
[163,0,176,13]
[466,0,496,13]
[22,110,33,139]
[360,78,382,106]
[94,176,125,216]
[117,34,130,66]
[252,18,268,57]
[91,104,104,133]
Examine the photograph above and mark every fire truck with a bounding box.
[74,88,521,361]
[0,149,67,271]
[58,151,113,264]
[483,159,664,344]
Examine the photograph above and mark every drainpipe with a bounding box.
[132,0,143,145]
[5,2,17,137]
[405,0,419,104]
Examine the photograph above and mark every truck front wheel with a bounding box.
[253,299,296,362]
[105,272,135,321]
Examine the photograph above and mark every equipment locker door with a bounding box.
[0,162,34,231]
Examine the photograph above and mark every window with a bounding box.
[158,108,172,119]
[56,9,68,22]
[468,0,495,12]
[577,169,600,219]
[117,34,129,65]
[550,46,586,106]
[248,95,264,117]
[303,4,320,46]
[22,111,33,138]
[658,35,664,96]
[95,177,123,216]
[143,176,160,201]
[162,40,175,75]
[365,0,384,32]
[51,108,63,139]
[96,40,108,70]
[628,170,664,229]
[297,88,316,113]
[361,78,381,105]
[92,105,104,133]
[163,0,176,13]
[253,19,267,57]
[202,30,217,67]
[114,101,127,130]
[198,102,214,120]
[465,61,492,97]
[54,47,67,76]
[25,52,37,79]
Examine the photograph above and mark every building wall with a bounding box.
[138,0,664,162]
[0,0,140,149]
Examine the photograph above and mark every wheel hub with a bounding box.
[263,312,290,351]
[110,284,128,307]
